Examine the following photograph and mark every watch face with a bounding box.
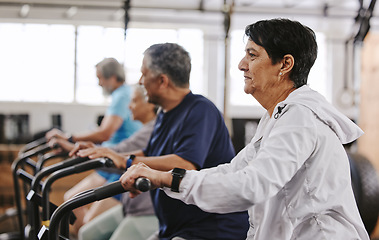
[172,168,186,176]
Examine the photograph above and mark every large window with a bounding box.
[76,26,127,104]
[0,23,75,102]
[229,29,328,106]
[0,23,204,104]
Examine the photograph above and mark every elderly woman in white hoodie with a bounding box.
[120,18,369,240]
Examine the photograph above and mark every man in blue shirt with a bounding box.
[143,92,247,240]
[79,43,248,239]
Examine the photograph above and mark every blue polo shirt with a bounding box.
[145,92,249,240]
[102,84,142,147]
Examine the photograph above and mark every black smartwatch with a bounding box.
[171,168,186,192]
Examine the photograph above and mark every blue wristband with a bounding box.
[126,155,135,169]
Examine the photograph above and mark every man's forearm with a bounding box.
[133,154,197,171]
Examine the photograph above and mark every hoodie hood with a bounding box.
[279,85,363,144]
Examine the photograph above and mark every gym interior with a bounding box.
[1,0,379,239]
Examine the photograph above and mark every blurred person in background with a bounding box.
[46,58,141,235]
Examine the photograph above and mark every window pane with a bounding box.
[229,30,259,106]
[124,28,204,94]
[0,24,204,104]
[178,29,204,95]
[76,26,126,104]
[308,33,329,101]
[0,23,75,102]
[124,28,178,85]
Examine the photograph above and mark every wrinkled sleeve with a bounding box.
[199,146,251,175]
[164,106,317,213]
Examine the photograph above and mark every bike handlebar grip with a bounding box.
[20,137,47,153]
[135,178,151,192]
[19,143,51,160]
[71,157,113,173]
[93,181,125,200]
[92,177,150,200]
[103,157,115,168]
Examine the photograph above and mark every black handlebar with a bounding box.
[30,156,89,192]
[18,143,52,160]
[44,178,150,240]
[19,137,47,154]
[41,158,114,222]
[35,152,68,173]
[11,142,54,240]
[26,156,89,238]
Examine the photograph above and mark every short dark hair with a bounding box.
[96,58,125,83]
[144,43,191,88]
[245,18,317,88]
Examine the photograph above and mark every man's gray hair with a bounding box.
[96,58,125,83]
[144,43,191,88]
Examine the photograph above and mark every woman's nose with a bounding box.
[238,57,248,72]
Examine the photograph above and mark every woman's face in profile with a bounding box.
[238,39,282,99]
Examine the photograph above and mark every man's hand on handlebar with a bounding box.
[69,141,96,157]
[76,147,125,169]
[119,162,172,198]
[45,128,70,141]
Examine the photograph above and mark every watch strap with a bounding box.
[67,135,74,143]
[126,155,136,169]
[171,168,186,192]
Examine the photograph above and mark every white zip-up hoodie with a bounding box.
[164,85,369,240]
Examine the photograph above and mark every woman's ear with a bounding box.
[281,54,294,75]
